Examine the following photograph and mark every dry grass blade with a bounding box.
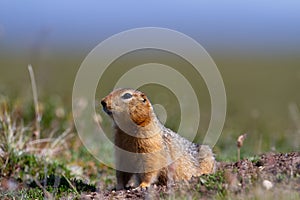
[28,64,41,138]
[33,176,53,199]
[62,173,79,195]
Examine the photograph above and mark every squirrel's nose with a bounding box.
[101,100,107,109]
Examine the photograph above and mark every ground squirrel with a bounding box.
[101,88,216,190]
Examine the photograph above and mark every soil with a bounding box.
[81,152,300,200]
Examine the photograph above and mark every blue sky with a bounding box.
[0,1,300,52]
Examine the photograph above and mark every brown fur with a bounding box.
[101,88,216,190]
[128,93,151,127]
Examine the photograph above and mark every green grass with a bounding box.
[0,52,299,198]
[0,97,97,199]
[198,170,227,198]
[0,89,299,199]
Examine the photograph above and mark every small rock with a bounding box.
[1,178,19,191]
[262,180,273,190]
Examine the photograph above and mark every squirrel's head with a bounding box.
[101,88,153,127]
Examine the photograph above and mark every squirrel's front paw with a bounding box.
[133,182,150,191]
[140,182,151,191]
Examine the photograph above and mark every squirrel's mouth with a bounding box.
[101,100,112,116]
[103,107,112,116]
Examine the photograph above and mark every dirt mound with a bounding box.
[82,152,300,199]
[221,152,300,192]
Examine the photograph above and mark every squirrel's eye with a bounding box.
[122,93,132,99]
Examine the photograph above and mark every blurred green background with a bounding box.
[0,1,299,159]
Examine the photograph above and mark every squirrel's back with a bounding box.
[162,126,215,182]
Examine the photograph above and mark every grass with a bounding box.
[0,95,98,199]
[1,95,298,199]
[198,171,227,198]
[0,53,299,198]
